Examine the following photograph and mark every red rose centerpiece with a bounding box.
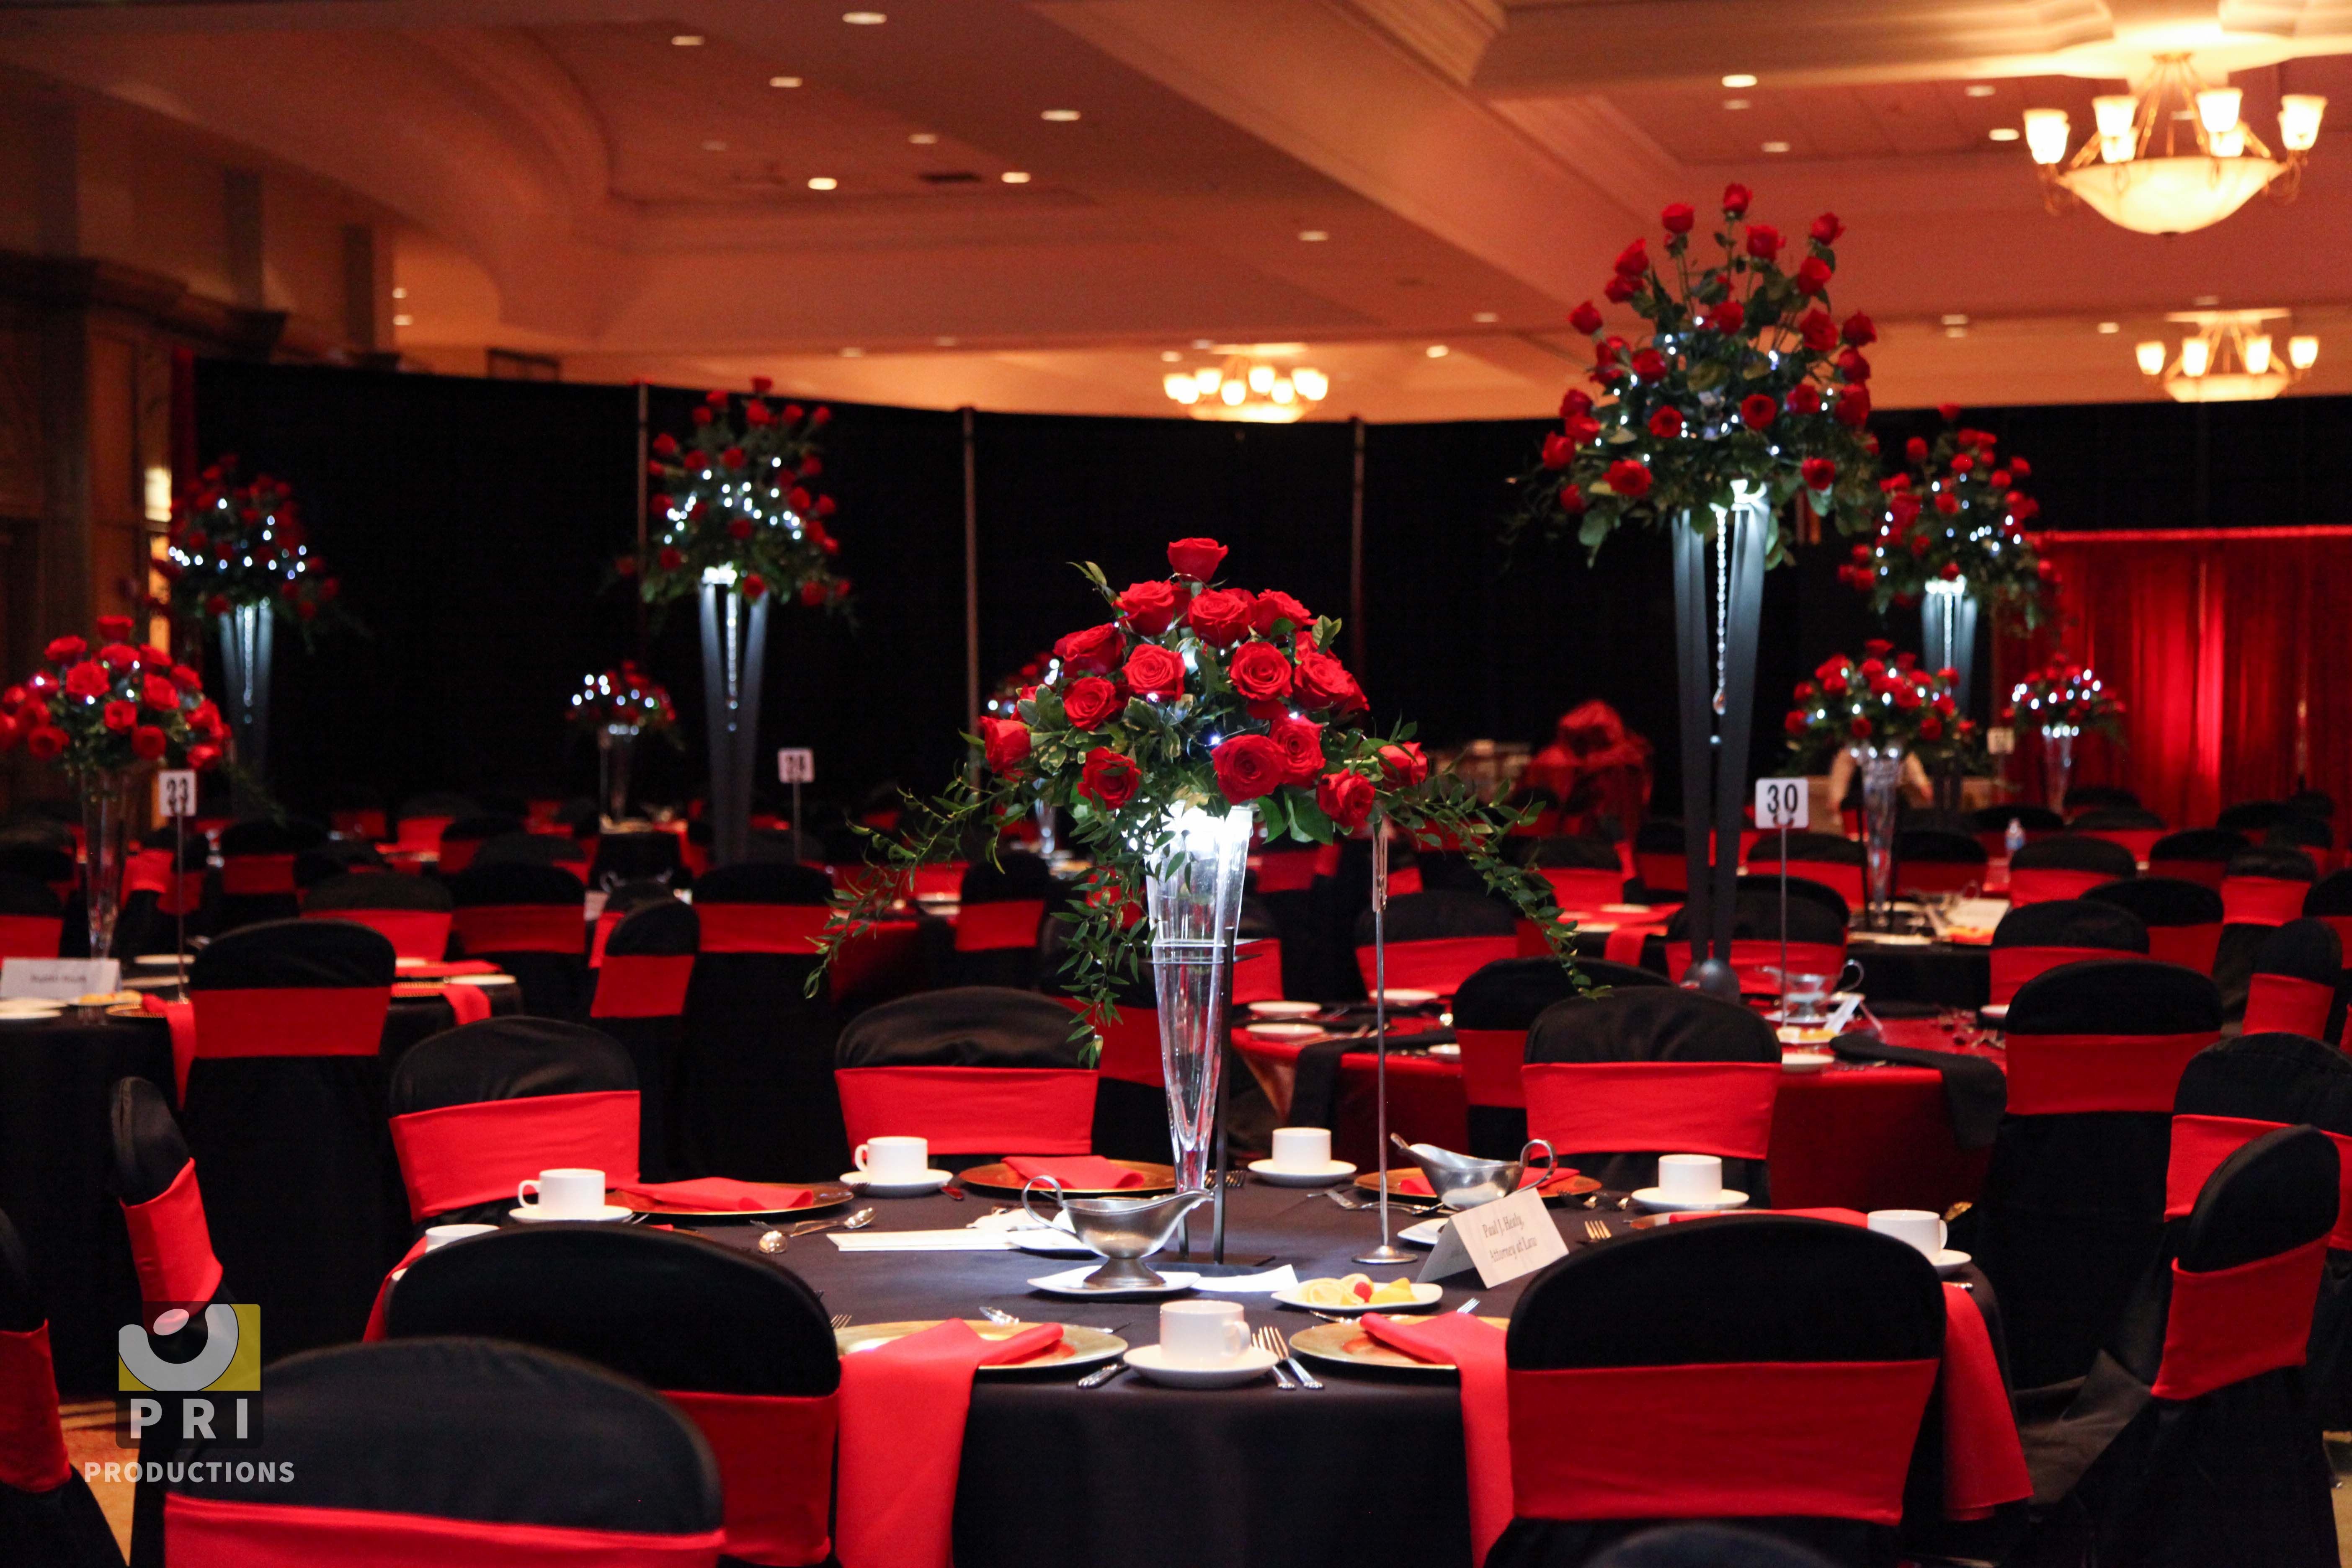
[2006,656,2124,814]
[1783,642,1962,925]
[568,662,680,825]
[0,619,225,956]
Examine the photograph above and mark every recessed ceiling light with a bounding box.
[1723,98,1751,111]
[1160,350,1182,362]
[2193,293,2220,306]
[842,10,886,23]
[1988,127,2020,142]
[807,176,838,190]
[1965,84,1996,98]
[2097,321,2120,333]
[671,34,704,46]
[840,346,865,357]
[908,132,938,145]
[1192,338,1213,349]
[1941,313,1970,325]
[1001,170,1031,183]
[936,335,958,347]
[1723,73,1757,88]
[770,75,802,88]
[1473,311,1498,323]
[1298,229,1328,242]
[1426,344,1450,358]
[1041,109,1081,122]
[702,139,729,152]
[391,286,407,299]
[392,314,413,328]
[1945,325,1969,339]
[1761,140,1791,154]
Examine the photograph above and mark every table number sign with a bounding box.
[1,958,121,1001]
[1416,1184,1569,1287]
[1754,776,1808,830]
[1986,727,2015,756]
[776,749,815,784]
[155,770,199,819]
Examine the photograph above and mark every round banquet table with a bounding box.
[1570,927,1993,1009]
[0,987,513,1392]
[682,1178,2005,1568]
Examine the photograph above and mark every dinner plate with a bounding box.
[508,1204,635,1224]
[1026,1267,1199,1299]
[447,974,516,988]
[1243,1021,1323,1042]
[0,1007,64,1023]
[126,954,195,971]
[1246,1000,1321,1019]
[1628,1188,1750,1214]
[1780,1051,1835,1072]
[106,1004,156,1020]
[1274,1280,1442,1314]
[836,1320,1126,1375]
[1379,988,1439,1008]
[1852,931,1934,946]
[839,1169,955,1197]
[955,1160,1175,1197]
[1123,1344,1279,1388]
[120,976,183,992]
[1977,1003,2009,1024]
[611,1181,853,1220]
[1398,1217,1449,1247]
[1601,903,1654,915]
[1354,1168,1599,1202]
[1290,1315,1512,1373]
[1245,1158,1356,1187]
[395,957,428,969]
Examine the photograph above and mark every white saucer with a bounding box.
[395,957,427,969]
[1008,1228,1095,1256]
[1930,1248,1973,1277]
[508,1203,634,1224]
[1027,1268,1199,1298]
[448,974,516,987]
[1601,903,1652,915]
[126,954,195,970]
[1780,1050,1835,1072]
[1247,1000,1321,1019]
[1123,1344,1280,1388]
[1398,1217,1449,1247]
[1243,1021,1323,1042]
[1380,988,1438,1007]
[0,1007,64,1023]
[840,1169,954,1197]
[1273,1280,1442,1314]
[1246,1158,1357,1186]
[1629,1188,1751,1214]
[1977,1003,2009,1023]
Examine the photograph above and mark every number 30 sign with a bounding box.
[1754,777,1808,831]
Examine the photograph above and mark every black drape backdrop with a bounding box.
[193,359,2352,823]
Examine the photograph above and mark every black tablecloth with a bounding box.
[1572,930,1991,1008]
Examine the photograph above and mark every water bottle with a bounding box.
[2004,818,2026,859]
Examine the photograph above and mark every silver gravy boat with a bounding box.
[1022,1178,1210,1291]
[1391,1134,1558,1209]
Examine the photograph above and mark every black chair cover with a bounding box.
[1038,920,1182,1162]
[1353,887,1519,949]
[1747,831,1864,870]
[1524,987,1778,1201]
[2012,835,2139,881]
[1893,828,1985,866]
[1958,959,2221,1391]
[2070,805,2164,832]
[2286,789,2337,821]
[678,863,847,1182]
[837,985,1088,1068]
[588,830,685,890]
[470,831,588,871]
[1485,1217,1942,1568]
[2080,875,2221,933]
[1972,805,2064,835]
[1989,898,2147,954]
[2229,843,2318,884]
[948,852,1061,990]
[2064,784,2142,813]
[2304,868,2352,919]
[0,1209,124,1568]
[1664,882,1847,950]
[2217,799,2289,834]
[2147,826,2246,871]
[595,898,698,1180]
[212,818,325,932]
[1516,836,1624,871]
[448,861,588,1020]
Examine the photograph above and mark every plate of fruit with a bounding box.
[1272,1274,1443,1314]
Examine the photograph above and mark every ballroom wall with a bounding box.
[190,358,2352,823]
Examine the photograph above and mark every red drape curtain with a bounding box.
[1999,528,2352,829]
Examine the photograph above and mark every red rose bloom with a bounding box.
[1560,389,1593,419]
[2010,457,2032,478]
[1797,309,1837,352]
[1937,401,1962,423]
[1786,383,1823,415]
[726,518,753,541]
[1660,202,1695,235]
[1939,561,1962,580]
[1989,469,2012,488]
[652,433,679,457]
[1744,224,1782,261]
[1603,276,1638,304]
[1816,656,1851,683]
[131,726,167,761]
[1722,183,1752,215]
[1604,459,1651,500]
[1569,301,1604,335]
[1378,742,1429,787]
[1785,711,1806,735]
[1558,485,1587,515]
[1739,394,1777,431]
[1800,457,1835,491]
[1117,580,1181,635]
[1212,734,1289,804]
[1630,348,1667,381]
[1541,434,1573,469]
[1836,348,1871,383]
[1268,716,1325,783]
[1079,747,1142,810]
[1061,676,1122,730]
[46,636,85,665]
[186,743,217,771]
[740,573,767,601]
[25,727,65,760]
[1919,716,1943,741]
[1294,650,1366,714]
[1794,680,1818,700]
[1906,436,1929,462]
[170,665,201,691]
[1612,239,1648,277]
[1834,385,1870,427]
[1841,312,1876,347]
[1708,300,1746,334]
[1123,644,1185,701]
[1167,537,1228,581]
[1186,588,1256,647]
[982,717,1031,774]
[1647,407,1684,439]
[98,643,138,673]
[103,700,137,732]
[97,615,134,642]
[1563,413,1602,446]
[1950,454,1975,475]
[1934,492,1960,515]
[1053,622,1126,673]
[1849,716,1872,739]
[691,407,713,426]
[1793,255,1832,295]
[1251,590,1312,636]
[720,446,746,470]
[63,662,108,701]
[1909,534,1933,558]
[658,547,685,572]
[799,581,826,607]
[1810,212,1844,244]
[1316,769,1375,833]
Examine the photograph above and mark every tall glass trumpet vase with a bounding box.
[1354,824,1413,1266]
[1671,483,1769,995]
[598,725,641,827]
[78,768,138,961]
[1850,743,1905,931]
[697,570,769,868]
[2042,727,2076,817]
[216,602,274,809]
[1148,805,1253,1258]
[1921,579,1980,813]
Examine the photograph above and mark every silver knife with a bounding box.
[1283,1353,1324,1390]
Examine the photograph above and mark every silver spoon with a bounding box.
[758,1207,876,1252]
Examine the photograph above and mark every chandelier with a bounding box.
[1162,352,1328,423]
[2136,310,2317,402]
[2023,55,2324,235]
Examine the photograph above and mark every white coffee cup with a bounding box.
[425,1223,498,1251]
[516,1168,605,1218]
[1269,1127,1331,1171]
[1159,1299,1249,1367]
[1867,1209,1947,1259]
[1657,1153,1724,1203]
[854,1136,929,1183]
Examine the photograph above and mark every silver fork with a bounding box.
[1260,1325,1323,1389]
[829,1313,851,1329]
[1584,1218,1612,1242]
[1252,1326,1298,1389]
[1454,1297,1481,1315]
[977,1304,1019,1325]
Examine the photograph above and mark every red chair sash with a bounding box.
[2151,1235,2330,1401]
[1635,852,1687,892]
[953,899,1044,952]
[0,914,60,959]
[2002,1030,2220,1115]
[162,1494,724,1568]
[834,1065,1096,1155]
[1355,935,1518,996]
[2008,867,2112,906]
[220,854,297,896]
[588,910,624,968]
[1508,1359,1940,1525]
[1522,1061,1779,1161]
[1457,1028,1528,1110]
[1539,867,1626,908]
[306,907,451,962]
[910,863,968,899]
[663,1389,837,1567]
[2244,972,2337,1040]
[0,1324,71,1493]
[1092,1008,1162,1087]
[1759,859,1865,909]
[2080,828,2164,861]
[591,954,695,1020]
[395,815,453,851]
[452,903,585,955]
[332,808,389,841]
[2222,876,2312,928]
[436,838,486,876]
[2310,913,2352,951]
[2149,857,2229,889]
[1990,945,2136,1007]
[2165,1113,2352,1248]
[192,986,392,1060]
[1254,851,1320,893]
[1232,938,1281,1005]
[389,1090,640,1220]
[1604,926,1656,966]
[121,1161,226,1309]
[126,850,204,914]
[1900,861,1983,896]
[2146,922,2223,975]
[696,903,831,955]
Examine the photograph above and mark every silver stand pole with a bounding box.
[1777,820,1789,1021]
[174,810,188,996]
[1355,820,1411,1264]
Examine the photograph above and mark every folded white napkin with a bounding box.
[967,1207,1073,1234]
[829,1230,1018,1252]
[1192,1265,1299,1294]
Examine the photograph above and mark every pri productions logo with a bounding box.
[117,1303,263,1445]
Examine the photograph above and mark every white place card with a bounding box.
[829,1230,1018,1252]
[0,958,121,1001]
[1420,1185,1569,1288]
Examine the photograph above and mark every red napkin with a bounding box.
[1003,1155,1144,1190]
[392,981,492,1026]
[1362,1312,1511,1563]
[361,1236,431,1343]
[1604,926,1662,965]
[607,1179,815,1213]
[143,996,196,1099]
[1939,1282,2031,1518]
[836,1318,1063,1568]
[1667,1207,1867,1226]
[400,960,501,978]
[1395,1167,1563,1199]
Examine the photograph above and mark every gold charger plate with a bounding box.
[611,1181,854,1220]
[1354,1168,1601,1202]
[955,1160,1176,1197]
[834,1319,1126,1374]
[1291,1314,1511,1373]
